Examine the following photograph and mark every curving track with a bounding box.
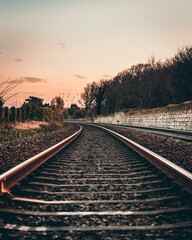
[0,125,192,239]
[94,123,192,142]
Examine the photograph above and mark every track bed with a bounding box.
[0,126,192,239]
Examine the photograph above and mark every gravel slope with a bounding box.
[0,126,79,174]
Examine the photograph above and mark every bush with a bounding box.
[42,107,60,122]
[20,104,60,122]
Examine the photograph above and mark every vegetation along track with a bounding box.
[0,125,192,239]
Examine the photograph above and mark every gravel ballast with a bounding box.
[1,124,191,175]
[0,125,79,174]
[1,126,192,240]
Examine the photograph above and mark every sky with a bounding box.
[0,0,192,107]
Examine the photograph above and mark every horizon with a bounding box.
[1,0,192,107]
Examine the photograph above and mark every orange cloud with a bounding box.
[75,74,85,79]
[9,79,24,84]
[102,74,113,78]
[24,77,45,83]
[8,77,45,84]
[58,42,65,49]
[14,58,23,62]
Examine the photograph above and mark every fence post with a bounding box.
[4,107,9,123]
[15,108,17,123]
[17,108,22,122]
[9,108,11,122]
[21,108,26,122]
[0,108,5,126]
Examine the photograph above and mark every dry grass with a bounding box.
[125,100,192,116]
[14,121,49,130]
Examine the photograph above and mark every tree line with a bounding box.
[81,46,192,117]
[0,78,84,121]
[0,96,65,125]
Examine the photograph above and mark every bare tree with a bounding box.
[80,45,192,115]
[94,80,108,115]
[51,96,64,114]
[165,46,192,102]
[80,83,96,112]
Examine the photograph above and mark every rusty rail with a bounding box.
[96,123,192,136]
[87,124,192,194]
[0,125,82,194]
[96,123,192,142]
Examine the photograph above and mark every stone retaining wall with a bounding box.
[94,109,192,131]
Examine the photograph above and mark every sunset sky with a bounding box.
[0,0,192,107]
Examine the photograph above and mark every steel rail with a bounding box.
[91,122,192,142]
[0,125,82,194]
[96,122,192,136]
[65,120,192,141]
[86,124,192,194]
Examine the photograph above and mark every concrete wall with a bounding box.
[94,109,192,131]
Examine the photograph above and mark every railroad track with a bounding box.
[0,125,192,239]
[92,122,192,142]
